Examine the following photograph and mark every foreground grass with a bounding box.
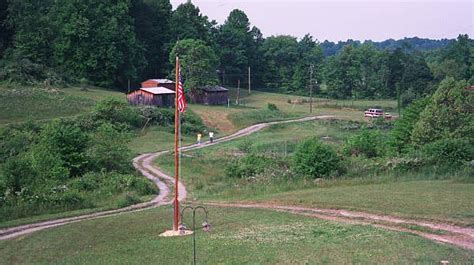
[1,206,472,264]
[234,180,474,226]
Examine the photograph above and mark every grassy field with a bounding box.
[0,84,125,126]
[154,120,474,226]
[128,126,195,155]
[1,206,472,264]
[189,89,397,134]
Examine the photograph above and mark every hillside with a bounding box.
[0,84,125,126]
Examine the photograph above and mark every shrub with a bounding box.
[2,156,35,193]
[137,106,174,126]
[92,98,143,128]
[389,98,429,153]
[40,120,90,177]
[411,78,473,146]
[267,103,278,111]
[421,138,473,166]
[292,138,341,179]
[89,123,132,173]
[225,153,273,179]
[343,130,386,158]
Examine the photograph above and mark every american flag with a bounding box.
[177,62,186,113]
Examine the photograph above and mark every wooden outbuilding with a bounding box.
[127,87,175,107]
[141,79,175,90]
[189,86,229,105]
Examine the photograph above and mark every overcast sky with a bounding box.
[170,0,473,42]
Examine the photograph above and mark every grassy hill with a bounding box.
[0,84,125,126]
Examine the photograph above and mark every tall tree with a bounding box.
[386,47,406,98]
[169,39,218,91]
[430,34,473,82]
[291,34,323,94]
[7,0,55,65]
[169,2,213,44]
[325,44,361,98]
[399,52,434,105]
[217,9,254,86]
[261,35,299,91]
[51,0,145,88]
[0,0,13,57]
[130,0,172,79]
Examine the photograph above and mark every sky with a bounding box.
[170,0,473,42]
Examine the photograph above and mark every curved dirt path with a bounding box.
[1,115,473,251]
[0,116,331,240]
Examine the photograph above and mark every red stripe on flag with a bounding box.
[177,68,186,113]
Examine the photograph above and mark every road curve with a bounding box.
[2,114,473,251]
[0,115,332,240]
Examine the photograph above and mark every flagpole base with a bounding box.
[159,230,193,237]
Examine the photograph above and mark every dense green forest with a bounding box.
[0,0,472,103]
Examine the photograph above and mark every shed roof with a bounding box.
[141,87,175,95]
[199,85,229,92]
[144,79,175,84]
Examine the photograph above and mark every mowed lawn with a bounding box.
[234,180,474,226]
[1,207,472,264]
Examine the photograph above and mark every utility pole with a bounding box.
[309,64,314,114]
[236,79,240,105]
[222,70,225,86]
[248,66,251,95]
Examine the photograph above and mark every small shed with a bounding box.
[189,86,229,105]
[127,87,175,107]
[141,79,175,90]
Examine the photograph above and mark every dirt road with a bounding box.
[0,116,331,240]
[1,115,473,251]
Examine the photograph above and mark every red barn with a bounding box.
[141,79,175,90]
[127,87,175,107]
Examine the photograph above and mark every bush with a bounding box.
[411,78,473,146]
[92,98,143,128]
[39,120,90,177]
[225,153,274,179]
[89,123,132,173]
[137,106,174,126]
[180,110,207,135]
[292,138,341,179]
[267,103,278,111]
[421,138,474,166]
[343,130,386,158]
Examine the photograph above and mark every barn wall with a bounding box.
[189,90,228,105]
[127,90,175,107]
[207,91,228,105]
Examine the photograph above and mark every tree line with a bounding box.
[0,0,472,102]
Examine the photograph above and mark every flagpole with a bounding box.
[173,56,180,231]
